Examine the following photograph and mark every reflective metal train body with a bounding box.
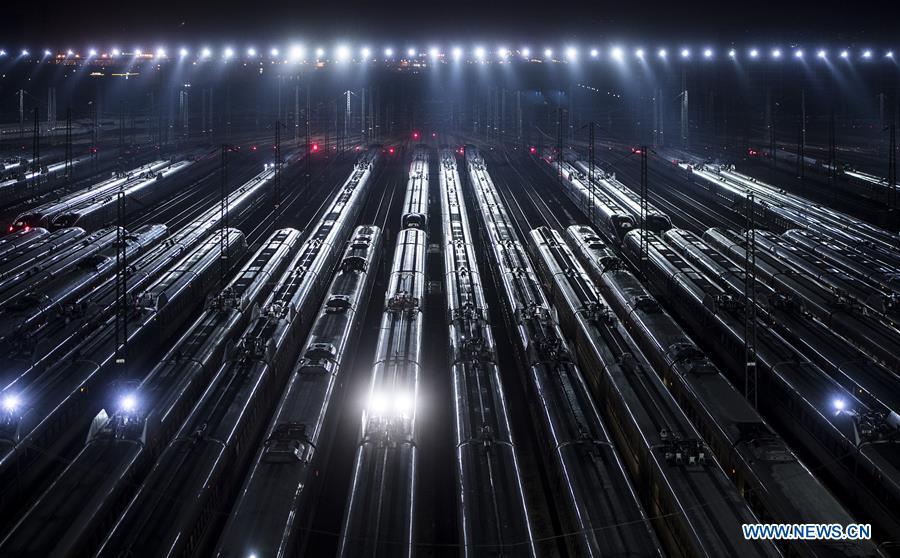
[531,226,777,558]
[401,146,429,228]
[702,228,900,373]
[339,149,428,558]
[843,168,897,201]
[216,225,382,558]
[715,167,898,253]
[50,160,195,230]
[1,166,278,389]
[466,147,662,558]
[0,224,167,343]
[566,224,877,558]
[761,227,899,321]
[0,227,99,311]
[781,228,900,299]
[750,228,896,314]
[96,147,379,558]
[679,163,899,264]
[572,159,673,232]
[0,227,120,310]
[0,228,248,527]
[678,162,797,232]
[0,228,50,259]
[0,228,301,557]
[551,159,636,242]
[8,160,171,231]
[0,154,93,208]
[0,156,30,180]
[438,148,534,556]
[0,227,86,283]
[621,227,900,545]
[665,227,900,450]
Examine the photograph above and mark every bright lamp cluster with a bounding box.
[0,43,896,65]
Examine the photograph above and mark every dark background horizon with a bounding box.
[2,0,895,46]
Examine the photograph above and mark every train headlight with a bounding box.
[368,393,388,416]
[120,394,139,413]
[367,391,413,419]
[394,392,412,417]
[2,394,21,413]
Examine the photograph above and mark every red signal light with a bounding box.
[529,146,537,154]
[388,147,395,154]
[311,143,319,152]
[412,131,419,140]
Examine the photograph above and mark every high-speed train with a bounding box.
[338,146,428,557]
[467,146,663,557]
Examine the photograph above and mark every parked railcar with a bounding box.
[567,224,878,558]
[7,160,170,232]
[0,227,119,309]
[339,149,428,558]
[531,225,777,557]
[550,158,636,242]
[467,146,662,557]
[95,147,380,558]
[438,148,535,555]
[0,228,300,557]
[0,227,85,281]
[623,227,900,545]
[704,228,900,372]
[0,224,167,344]
[572,159,673,232]
[216,225,381,558]
[0,228,50,257]
[400,146,429,229]
[0,229,247,531]
[50,160,195,230]
[0,154,93,208]
[2,166,279,392]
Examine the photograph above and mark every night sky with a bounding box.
[2,0,894,46]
